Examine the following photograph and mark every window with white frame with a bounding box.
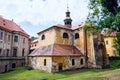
[0,32,3,40]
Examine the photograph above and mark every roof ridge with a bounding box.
[0,17,29,37]
[51,43,55,55]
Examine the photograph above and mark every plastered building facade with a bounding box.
[0,17,29,73]
[29,8,108,73]
[103,30,118,56]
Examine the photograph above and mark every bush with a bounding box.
[25,66,33,70]
[109,56,120,60]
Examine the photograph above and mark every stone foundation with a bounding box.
[0,58,25,73]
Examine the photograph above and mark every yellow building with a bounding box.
[103,30,118,56]
[28,8,108,73]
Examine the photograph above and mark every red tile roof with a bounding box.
[55,23,83,30]
[31,39,38,44]
[103,29,118,37]
[29,44,84,57]
[0,17,29,37]
[38,23,84,34]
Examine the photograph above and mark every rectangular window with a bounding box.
[23,38,25,43]
[14,35,18,42]
[44,59,46,66]
[72,59,75,66]
[0,32,3,40]
[6,49,9,57]
[8,35,10,41]
[22,48,25,56]
[21,63,24,66]
[106,40,108,45]
[5,65,7,72]
[0,48,2,56]
[12,63,16,68]
[13,48,17,57]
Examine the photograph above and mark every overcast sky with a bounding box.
[0,0,89,37]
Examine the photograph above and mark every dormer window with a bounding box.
[63,32,68,38]
[41,35,45,40]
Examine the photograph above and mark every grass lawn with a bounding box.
[0,67,120,80]
[110,60,120,68]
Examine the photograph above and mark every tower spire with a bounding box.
[64,4,72,27]
[67,4,69,12]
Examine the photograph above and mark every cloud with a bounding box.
[0,0,89,36]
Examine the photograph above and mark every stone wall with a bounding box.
[0,58,25,73]
[55,27,73,45]
[0,29,29,73]
[38,28,55,46]
[29,56,52,72]
[52,56,85,72]
[29,56,85,73]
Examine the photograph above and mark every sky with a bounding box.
[0,0,89,37]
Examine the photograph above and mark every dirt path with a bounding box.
[88,71,120,80]
[102,71,120,80]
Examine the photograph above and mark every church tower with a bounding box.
[64,5,72,27]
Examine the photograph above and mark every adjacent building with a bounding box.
[30,39,39,53]
[103,29,118,56]
[0,17,29,73]
[28,8,108,73]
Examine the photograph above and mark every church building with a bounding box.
[28,7,109,73]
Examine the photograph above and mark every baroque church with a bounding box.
[28,7,109,73]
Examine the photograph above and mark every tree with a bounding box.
[30,36,37,41]
[87,0,120,56]
[113,33,120,56]
[88,0,120,31]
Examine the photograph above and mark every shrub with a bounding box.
[25,66,33,70]
[109,56,120,60]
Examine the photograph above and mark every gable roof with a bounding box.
[38,23,84,34]
[0,17,29,37]
[29,44,84,57]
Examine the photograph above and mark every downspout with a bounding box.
[85,30,88,67]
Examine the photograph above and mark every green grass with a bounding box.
[0,67,120,80]
[110,60,120,68]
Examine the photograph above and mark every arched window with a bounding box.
[63,32,68,38]
[75,33,79,39]
[41,35,45,40]
[72,59,75,66]
[80,59,83,65]
[105,40,108,45]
